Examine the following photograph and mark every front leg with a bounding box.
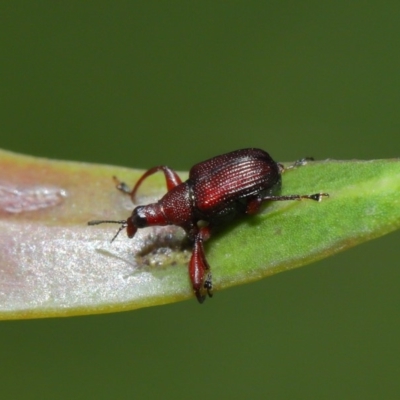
[189,226,213,303]
[114,165,183,202]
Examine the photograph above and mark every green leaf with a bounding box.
[0,149,399,319]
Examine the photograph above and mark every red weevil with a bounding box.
[88,148,328,303]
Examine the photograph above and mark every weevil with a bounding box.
[88,148,328,303]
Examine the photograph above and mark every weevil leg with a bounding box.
[112,177,132,194]
[189,226,213,303]
[245,192,328,214]
[113,166,183,202]
[278,157,315,173]
[272,158,328,202]
[261,193,329,202]
[244,190,328,214]
[245,197,263,214]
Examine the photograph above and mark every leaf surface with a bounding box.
[0,149,399,319]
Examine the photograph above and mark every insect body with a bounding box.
[88,148,328,303]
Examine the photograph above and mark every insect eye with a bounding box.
[132,207,147,228]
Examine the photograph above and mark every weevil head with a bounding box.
[131,206,147,227]
[126,205,150,237]
[126,216,138,238]
[131,203,168,228]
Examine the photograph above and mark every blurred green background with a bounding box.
[1,2,400,399]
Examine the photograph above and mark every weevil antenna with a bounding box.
[87,219,128,242]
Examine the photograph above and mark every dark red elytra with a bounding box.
[88,148,328,303]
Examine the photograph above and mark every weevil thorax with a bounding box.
[129,182,193,233]
[158,183,193,226]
